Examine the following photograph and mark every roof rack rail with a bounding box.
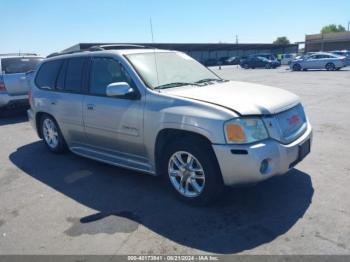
[47,44,152,58]
[46,50,90,58]
[89,44,150,51]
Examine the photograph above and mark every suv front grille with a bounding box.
[264,104,307,144]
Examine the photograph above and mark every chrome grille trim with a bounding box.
[263,104,308,144]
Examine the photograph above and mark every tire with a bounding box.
[265,63,271,69]
[292,63,301,71]
[325,63,335,71]
[161,137,224,206]
[243,63,249,69]
[40,114,67,153]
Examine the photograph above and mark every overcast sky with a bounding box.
[2,0,350,55]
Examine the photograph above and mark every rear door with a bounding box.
[35,57,88,146]
[314,55,330,69]
[1,57,43,95]
[255,57,265,67]
[53,57,89,146]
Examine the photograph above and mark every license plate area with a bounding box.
[289,139,311,168]
[299,139,311,161]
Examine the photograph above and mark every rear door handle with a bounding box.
[87,104,95,110]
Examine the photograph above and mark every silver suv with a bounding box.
[0,54,43,110]
[28,46,312,205]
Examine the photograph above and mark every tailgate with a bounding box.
[3,73,29,95]
[1,56,42,95]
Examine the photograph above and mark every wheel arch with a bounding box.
[154,128,220,176]
[35,111,56,138]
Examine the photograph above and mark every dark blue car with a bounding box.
[240,54,281,69]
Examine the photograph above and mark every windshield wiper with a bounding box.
[154,82,199,90]
[194,78,226,84]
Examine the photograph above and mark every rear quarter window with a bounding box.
[35,60,63,89]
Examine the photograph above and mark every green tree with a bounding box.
[273,36,290,45]
[321,24,346,34]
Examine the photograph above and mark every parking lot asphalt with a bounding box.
[0,66,350,255]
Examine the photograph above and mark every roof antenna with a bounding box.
[150,18,160,90]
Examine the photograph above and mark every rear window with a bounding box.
[35,60,63,89]
[1,57,43,74]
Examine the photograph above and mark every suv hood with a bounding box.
[162,81,300,115]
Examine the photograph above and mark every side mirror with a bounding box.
[106,82,135,98]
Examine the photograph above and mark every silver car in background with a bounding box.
[290,52,347,71]
[28,47,312,205]
[0,54,43,110]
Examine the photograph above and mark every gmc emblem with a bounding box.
[288,115,300,125]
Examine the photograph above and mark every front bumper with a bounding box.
[0,93,28,108]
[212,123,312,186]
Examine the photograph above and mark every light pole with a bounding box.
[348,20,350,31]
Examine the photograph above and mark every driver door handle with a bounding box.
[87,104,95,110]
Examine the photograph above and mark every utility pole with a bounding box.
[348,20,350,31]
[235,35,239,44]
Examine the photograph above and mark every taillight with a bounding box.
[0,76,6,93]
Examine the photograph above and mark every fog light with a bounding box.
[260,159,269,174]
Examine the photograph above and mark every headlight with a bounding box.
[224,118,269,144]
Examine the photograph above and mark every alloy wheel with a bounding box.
[168,151,206,198]
[43,118,59,149]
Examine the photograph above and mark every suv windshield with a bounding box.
[1,57,43,74]
[126,52,220,89]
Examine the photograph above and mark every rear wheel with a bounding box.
[161,137,224,205]
[325,63,336,71]
[40,115,67,153]
[243,63,249,69]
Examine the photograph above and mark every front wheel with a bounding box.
[40,115,67,153]
[292,63,301,71]
[161,138,224,205]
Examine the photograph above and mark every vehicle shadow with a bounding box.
[9,141,314,254]
[0,109,28,126]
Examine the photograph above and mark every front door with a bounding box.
[83,57,146,162]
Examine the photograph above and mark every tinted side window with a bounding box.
[55,60,67,91]
[89,58,134,96]
[65,58,85,93]
[35,60,63,89]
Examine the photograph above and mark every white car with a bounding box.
[0,54,43,110]
[290,52,347,71]
[280,54,296,65]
